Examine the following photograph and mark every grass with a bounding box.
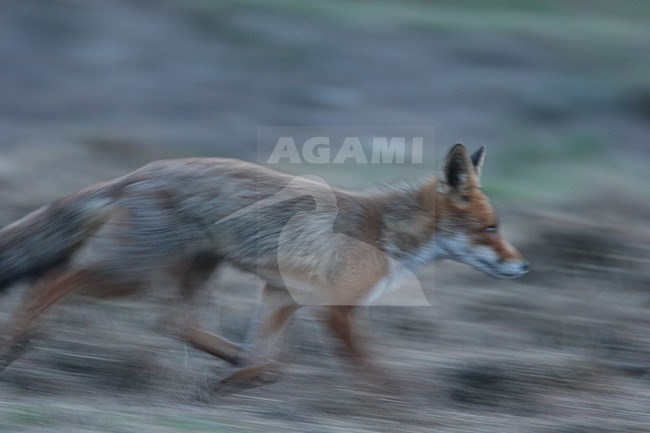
[172,0,650,208]
[152,414,247,432]
[0,406,61,431]
[182,0,650,45]
[482,128,650,205]
[0,402,256,433]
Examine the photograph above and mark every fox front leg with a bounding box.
[216,284,299,393]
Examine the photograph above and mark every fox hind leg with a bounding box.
[173,253,249,366]
[0,268,122,371]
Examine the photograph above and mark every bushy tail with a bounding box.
[0,190,114,291]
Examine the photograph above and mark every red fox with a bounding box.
[0,143,527,386]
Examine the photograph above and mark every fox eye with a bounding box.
[484,225,497,234]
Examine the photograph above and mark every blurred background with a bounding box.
[0,1,649,432]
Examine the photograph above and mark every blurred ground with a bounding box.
[0,1,649,432]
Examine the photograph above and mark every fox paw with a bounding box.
[214,362,283,395]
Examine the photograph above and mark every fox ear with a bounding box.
[443,143,477,191]
[470,145,486,179]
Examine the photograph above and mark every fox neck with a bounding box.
[368,178,444,270]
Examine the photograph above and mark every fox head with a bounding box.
[435,144,528,279]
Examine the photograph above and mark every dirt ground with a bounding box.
[0,1,649,432]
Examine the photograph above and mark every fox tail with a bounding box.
[0,190,114,292]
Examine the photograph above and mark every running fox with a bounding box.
[0,144,527,385]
